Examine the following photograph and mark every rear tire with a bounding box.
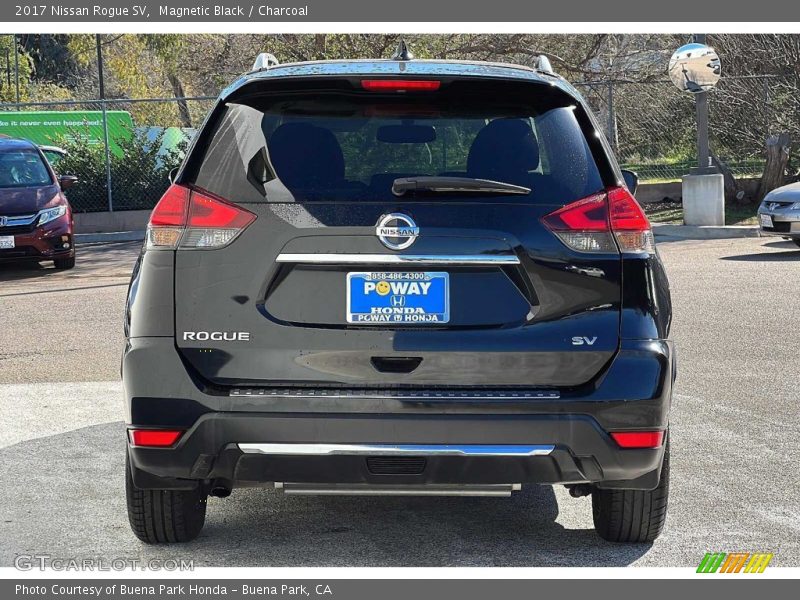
[53,256,75,270]
[591,436,669,543]
[125,454,207,543]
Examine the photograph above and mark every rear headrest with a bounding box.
[268,123,345,189]
[466,119,540,186]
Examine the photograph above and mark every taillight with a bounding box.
[361,79,441,92]
[610,431,665,449]
[541,186,654,254]
[128,429,183,448]
[607,186,655,253]
[146,184,256,250]
[146,184,189,248]
[541,191,616,253]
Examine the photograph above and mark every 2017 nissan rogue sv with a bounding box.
[123,50,674,544]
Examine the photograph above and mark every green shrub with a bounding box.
[54,127,188,212]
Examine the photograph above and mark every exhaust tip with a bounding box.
[210,486,232,498]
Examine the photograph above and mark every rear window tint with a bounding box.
[192,89,603,205]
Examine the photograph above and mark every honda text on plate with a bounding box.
[123,49,675,544]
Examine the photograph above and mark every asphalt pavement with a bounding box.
[0,238,798,567]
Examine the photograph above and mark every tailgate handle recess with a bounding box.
[370,356,422,374]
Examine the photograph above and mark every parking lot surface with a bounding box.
[1,238,798,567]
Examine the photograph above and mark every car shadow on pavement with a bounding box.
[720,249,800,262]
[0,422,651,568]
[761,239,798,248]
[0,241,139,283]
[0,261,57,282]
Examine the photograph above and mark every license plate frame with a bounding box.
[346,271,450,325]
[0,236,15,250]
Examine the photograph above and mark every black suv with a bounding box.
[124,53,674,545]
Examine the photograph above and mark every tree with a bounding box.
[0,35,34,102]
[710,35,800,197]
[141,35,193,127]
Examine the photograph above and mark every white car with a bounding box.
[758,181,800,247]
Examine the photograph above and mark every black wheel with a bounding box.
[53,255,75,270]
[125,453,207,543]
[592,436,669,543]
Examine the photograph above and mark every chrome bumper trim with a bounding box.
[275,253,520,265]
[238,443,555,457]
[274,483,522,497]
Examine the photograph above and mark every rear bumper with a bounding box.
[123,337,674,492]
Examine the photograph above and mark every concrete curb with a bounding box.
[653,223,761,240]
[75,231,144,244]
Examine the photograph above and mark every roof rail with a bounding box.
[535,55,555,75]
[251,53,280,72]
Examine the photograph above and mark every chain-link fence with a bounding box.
[1,64,797,213]
[0,96,215,212]
[576,74,800,182]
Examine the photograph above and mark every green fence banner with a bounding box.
[0,110,134,155]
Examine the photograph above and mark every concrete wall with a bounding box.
[636,181,682,204]
[74,209,151,234]
[636,177,761,205]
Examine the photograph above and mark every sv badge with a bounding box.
[572,336,598,346]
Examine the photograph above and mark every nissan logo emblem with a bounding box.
[375,213,419,250]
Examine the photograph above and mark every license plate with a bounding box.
[347,271,450,324]
[0,236,14,249]
[760,213,773,228]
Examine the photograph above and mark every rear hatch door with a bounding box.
[171,76,621,387]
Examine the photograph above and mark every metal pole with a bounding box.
[607,81,616,151]
[96,34,114,212]
[13,34,20,103]
[763,77,770,138]
[5,46,10,90]
[693,33,711,171]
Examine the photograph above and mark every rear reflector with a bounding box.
[147,184,256,249]
[541,186,654,254]
[610,431,665,449]
[361,79,441,92]
[129,429,183,448]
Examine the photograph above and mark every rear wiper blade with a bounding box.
[391,176,531,197]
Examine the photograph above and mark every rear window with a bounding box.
[191,86,604,205]
[0,148,53,188]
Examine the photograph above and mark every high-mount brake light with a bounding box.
[128,429,184,448]
[610,431,665,449]
[146,184,256,249]
[361,79,441,92]
[541,186,654,254]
